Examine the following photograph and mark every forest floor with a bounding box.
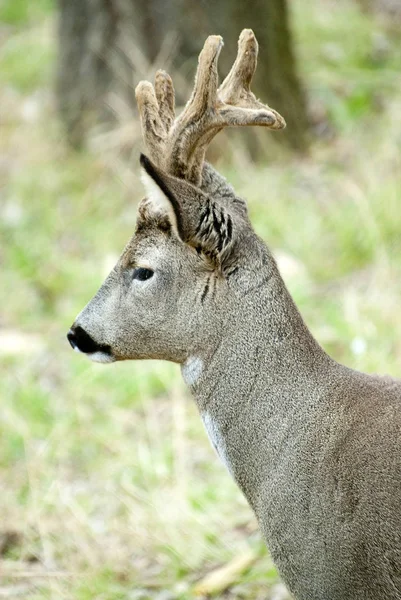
[1,0,401,598]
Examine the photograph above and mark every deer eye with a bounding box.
[132,267,154,281]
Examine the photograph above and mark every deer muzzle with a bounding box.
[67,325,115,363]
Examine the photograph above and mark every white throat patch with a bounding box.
[181,356,203,387]
[202,412,233,475]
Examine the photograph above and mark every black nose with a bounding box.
[67,326,104,354]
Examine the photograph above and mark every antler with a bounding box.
[135,29,285,187]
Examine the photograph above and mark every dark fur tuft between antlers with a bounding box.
[135,29,286,187]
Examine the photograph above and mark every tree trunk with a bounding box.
[56,0,119,147]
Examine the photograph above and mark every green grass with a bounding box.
[0,21,55,92]
[0,0,54,25]
[1,0,401,598]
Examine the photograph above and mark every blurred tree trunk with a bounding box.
[56,0,170,147]
[56,0,118,148]
[57,0,309,151]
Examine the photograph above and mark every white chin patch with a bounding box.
[87,351,116,364]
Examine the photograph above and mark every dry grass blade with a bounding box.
[1,571,72,579]
[192,548,257,596]
[0,561,73,578]
[0,585,33,598]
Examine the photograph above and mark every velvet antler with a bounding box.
[135,29,285,186]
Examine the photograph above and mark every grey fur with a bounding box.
[69,30,401,600]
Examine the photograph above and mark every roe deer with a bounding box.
[67,30,401,600]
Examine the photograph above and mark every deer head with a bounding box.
[67,30,285,365]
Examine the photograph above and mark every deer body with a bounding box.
[68,31,401,599]
[178,238,401,599]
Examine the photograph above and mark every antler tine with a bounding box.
[154,70,175,133]
[219,29,258,103]
[218,29,286,130]
[181,35,223,118]
[185,30,285,184]
[171,30,285,184]
[135,80,167,167]
[165,35,223,182]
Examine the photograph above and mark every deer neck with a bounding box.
[183,267,330,402]
[181,265,334,501]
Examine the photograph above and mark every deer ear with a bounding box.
[140,154,236,266]
[140,154,183,236]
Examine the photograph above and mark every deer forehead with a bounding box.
[120,231,202,277]
[136,200,174,236]
[120,229,171,268]
[132,245,167,269]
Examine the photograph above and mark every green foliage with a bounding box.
[294,0,401,130]
[0,0,54,25]
[74,568,130,600]
[0,24,54,91]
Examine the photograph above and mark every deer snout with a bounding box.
[67,325,115,363]
[67,325,99,353]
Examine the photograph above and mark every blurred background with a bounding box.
[1,0,401,598]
